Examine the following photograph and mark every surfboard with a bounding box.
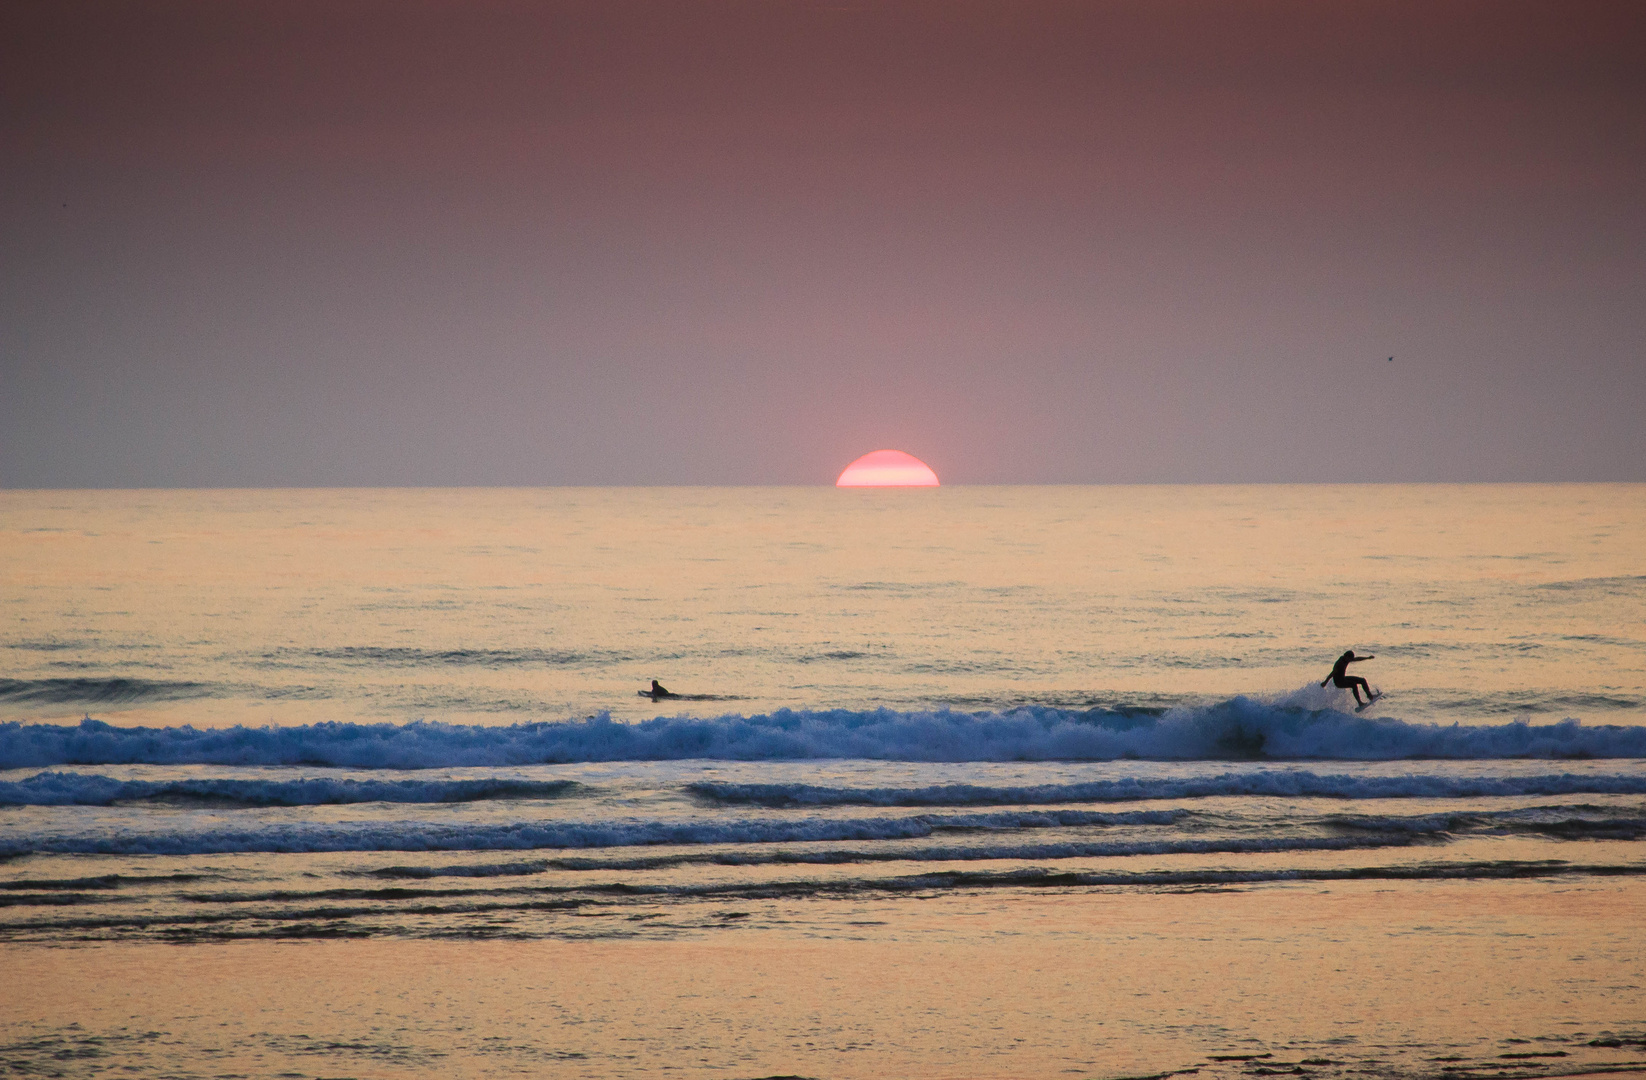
[637,690,679,700]
[1355,691,1383,712]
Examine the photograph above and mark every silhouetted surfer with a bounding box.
[644,680,677,701]
[1321,650,1378,705]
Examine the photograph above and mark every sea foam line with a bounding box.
[4,692,1645,768]
[689,771,1646,806]
[9,769,1645,810]
[0,807,1182,857]
[7,805,1638,858]
[0,773,579,807]
[0,817,1403,859]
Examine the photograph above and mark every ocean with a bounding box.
[3,484,1644,1079]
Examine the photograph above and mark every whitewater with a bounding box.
[8,693,1646,772]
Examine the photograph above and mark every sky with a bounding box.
[3,0,1643,487]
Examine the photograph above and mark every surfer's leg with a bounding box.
[1349,677,1370,704]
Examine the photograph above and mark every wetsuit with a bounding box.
[1322,650,1375,704]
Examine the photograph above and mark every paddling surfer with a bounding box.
[646,680,675,700]
[1321,649,1377,705]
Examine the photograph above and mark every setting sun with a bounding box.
[835,450,940,487]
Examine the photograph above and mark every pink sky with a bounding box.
[2,0,1642,485]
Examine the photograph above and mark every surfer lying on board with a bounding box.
[1321,649,1378,705]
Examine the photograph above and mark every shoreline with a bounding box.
[7,877,1644,1079]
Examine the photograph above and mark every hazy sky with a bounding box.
[3,0,1643,486]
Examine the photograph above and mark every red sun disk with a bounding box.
[836,450,940,487]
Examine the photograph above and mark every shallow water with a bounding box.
[6,882,1645,1079]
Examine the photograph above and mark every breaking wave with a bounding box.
[5,690,1645,768]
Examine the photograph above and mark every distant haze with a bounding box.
[3,0,1643,486]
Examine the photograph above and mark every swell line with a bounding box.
[0,773,581,807]
[7,697,1646,768]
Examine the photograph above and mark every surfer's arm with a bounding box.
[1349,654,1374,663]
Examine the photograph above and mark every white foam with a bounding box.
[3,692,1643,769]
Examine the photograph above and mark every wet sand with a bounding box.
[6,877,1645,1079]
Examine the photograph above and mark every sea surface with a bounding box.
[3,484,1645,1079]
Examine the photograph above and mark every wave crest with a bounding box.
[3,692,1644,769]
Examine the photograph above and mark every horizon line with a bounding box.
[4,479,1644,494]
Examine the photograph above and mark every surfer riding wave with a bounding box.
[1321,649,1379,706]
